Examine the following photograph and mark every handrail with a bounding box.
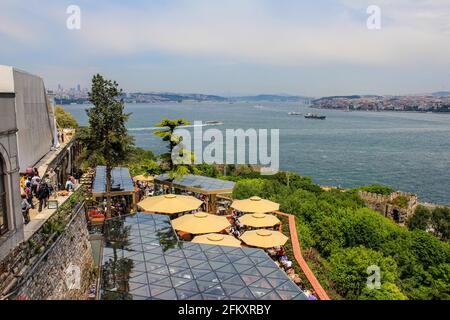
[275,211,331,300]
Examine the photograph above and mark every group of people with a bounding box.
[20,168,52,224]
[230,210,246,237]
[228,208,318,300]
[134,180,154,202]
[267,246,318,300]
[97,197,129,218]
[20,167,77,225]
[267,246,293,269]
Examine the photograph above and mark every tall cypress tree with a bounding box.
[81,74,133,216]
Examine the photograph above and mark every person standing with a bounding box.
[37,180,50,212]
[65,177,74,191]
[21,194,31,224]
[31,173,41,197]
[24,181,34,209]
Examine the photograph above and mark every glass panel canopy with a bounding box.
[100,213,306,300]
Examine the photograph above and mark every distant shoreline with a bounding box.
[310,106,450,114]
[59,101,450,114]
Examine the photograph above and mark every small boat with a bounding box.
[205,120,223,125]
[288,112,302,116]
[304,112,326,120]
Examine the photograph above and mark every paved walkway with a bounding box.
[276,211,331,300]
[24,191,75,241]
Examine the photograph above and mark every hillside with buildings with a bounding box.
[312,95,450,112]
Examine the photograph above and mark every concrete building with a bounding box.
[0,65,58,260]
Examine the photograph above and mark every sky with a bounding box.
[1,0,450,97]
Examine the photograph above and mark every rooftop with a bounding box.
[154,174,235,195]
[92,166,134,195]
[100,213,307,300]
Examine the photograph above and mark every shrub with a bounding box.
[355,184,395,195]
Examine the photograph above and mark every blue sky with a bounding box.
[1,0,450,96]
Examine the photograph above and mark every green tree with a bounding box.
[129,159,161,177]
[343,208,397,250]
[312,215,345,257]
[153,118,190,170]
[55,105,78,128]
[360,282,408,300]
[232,178,269,199]
[124,146,160,177]
[153,118,194,181]
[431,207,450,241]
[355,184,395,195]
[328,246,400,299]
[79,74,134,216]
[407,205,431,231]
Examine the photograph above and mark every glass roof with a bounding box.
[154,174,235,194]
[92,166,134,194]
[100,213,307,300]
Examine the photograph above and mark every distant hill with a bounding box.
[128,92,227,102]
[313,95,383,102]
[432,91,450,97]
[313,95,361,102]
[230,94,310,102]
[55,91,311,104]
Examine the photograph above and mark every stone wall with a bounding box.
[0,199,94,300]
[358,191,417,225]
[13,209,94,300]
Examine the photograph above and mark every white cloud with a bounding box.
[70,0,450,67]
[1,0,449,95]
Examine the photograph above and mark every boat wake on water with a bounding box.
[128,121,223,132]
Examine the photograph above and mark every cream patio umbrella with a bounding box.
[238,212,281,228]
[240,229,288,249]
[171,212,230,235]
[192,233,242,247]
[133,174,154,182]
[137,194,202,214]
[231,196,280,213]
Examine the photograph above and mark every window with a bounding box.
[0,156,8,235]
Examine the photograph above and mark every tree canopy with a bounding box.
[153,118,193,180]
[55,105,78,128]
[407,205,450,241]
[228,170,450,300]
[78,74,134,214]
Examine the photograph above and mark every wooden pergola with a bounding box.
[92,166,137,209]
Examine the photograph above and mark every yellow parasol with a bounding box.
[240,229,288,248]
[172,212,230,235]
[231,196,280,213]
[192,233,242,247]
[133,174,154,182]
[238,212,281,228]
[137,194,202,214]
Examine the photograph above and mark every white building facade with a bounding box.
[0,65,56,260]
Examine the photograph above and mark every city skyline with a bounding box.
[1,0,450,96]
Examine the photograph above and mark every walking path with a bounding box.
[276,211,330,300]
[24,190,75,241]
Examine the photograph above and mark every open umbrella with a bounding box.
[172,212,230,235]
[239,212,281,228]
[192,233,242,247]
[240,229,288,248]
[137,194,202,214]
[133,174,154,182]
[231,196,280,213]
